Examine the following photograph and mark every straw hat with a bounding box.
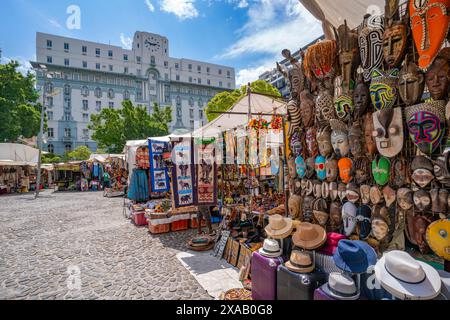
[426,219,450,260]
[374,250,441,300]
[258,239,282,258]
[285,250,315,273]
[265,214,293,239]
[292,222,327,250]
[320,272,360,300]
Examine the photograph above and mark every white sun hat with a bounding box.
[258,239,282,258]
[374,250,441,300]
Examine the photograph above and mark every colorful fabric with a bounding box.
[225,130,236,165]
[136,146,150,169]
[249,127,258,166]
[259,128,268,167]
[195,138,217,206]
[127,169,149,202]
[149,139,170,193]
[172,138,195,208]
[236,128,247,165]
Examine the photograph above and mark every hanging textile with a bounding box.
[259,128,269,167]
[93,163,100,178]
[172,137,196,208]
[127,168,149,202]
[225,129,236,165]
[136,146,150,169]
[248,127,258,166]
[236,128,247,165]
[148,139,170,193]
[194,137,218,206]
[216,134,224,166]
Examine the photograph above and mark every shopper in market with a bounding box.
[103,170,111,189]
[197,205,216,237]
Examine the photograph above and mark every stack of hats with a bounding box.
[318,272,360,300]
[264,214,293,239]
[258,239,282,258]
[187,235,214,251]
[333,240,377,274]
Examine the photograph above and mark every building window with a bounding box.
[47,56,52,64]
[45,82,53,94]
[47,144,54,153]
[108,50,113,58]
[82,45,87,54]
[47,128,54,138]
[197,65,201,73]
[207,67,210,74]
[109,65,113,72]
[124,67,128,74]
[228,82,231,88]
[188,64,192,71]
[95,87,102,98]
[219,69,222,75]
[47,40,52,48]
[176,75,180,81]
[109,102,114,109]
[82,100,89,111]
[164,61,168,68]
[96,48,100,56]
[82,61,87,68]
[198,98,203,107]
[46,96,53,108]
[189,97,194,107]
[65,144,72,152]
[207,79,211,85]
[83,113,89,122]
[64,43,69,51]
[227,70,231,78]
[123,54,128,61]
[64,59,70,66]
[189,77,192,83]
[199,110,203,119]
[63,111,71,121]
[165,73,169,81]
[95,63,100,70]
[219,81,223,87]
[150,56,155,65]
[198,78,202,84]
[190,120,195,129]
[47,111,53,120]
[64,128,71,138]
[64,85,71,95]
[82,129,89,138]
[175,63,179,69]
[137,56,141,64]
[190,109,194,118]
[123,90,130,100]
[96,101,102,111]
[81,86,89,97]
[108,89,115,99]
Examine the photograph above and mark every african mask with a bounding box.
[346,183,360,203]
[438,188,449,213]
[405,100,446,154]
[290,131,303,158]
[315,156,327,181]
[316,126,333,157]
[300,90,316,128]
[372,155,391,186]
[304,180,314,197]
[431,188,449,213]
[330,202,343,232]
[325,157,338,182]
[313,198,329,226]
[338,157,353,184]
[338,183,348,201]
[316,87,337,126]
[369,68,399,111]
[425,48,450,100]
[397,188,414,210]
[357,205,372,239]
[410,0,450,71]
[360,185,371,204]
[433,150,450,185]
[287,100,301,138]
[348,121,364,157]
[411,155,435,188]
[342,202,357,236]
[330,119,350,157]
[306,157,316,179]
[412,215,431,253]
[383,23,408,69]
[295,156,306,178]
[383,185,397,207]
[353,76,370,120]
[321,182,330,199]
[278,49,306,100]
[372,107,404,158]
[398,58,425,106]
[414,189,432,212]
[306,127,319,157]
[390,157,409,188]
[313,180,323,198]
[302,196,315,222]
[303,40,338,82]
[329,182,338,201]
[426,219,450,260]
[364,113,377,155]
[334,94,354,122]
[359,14,385,82]
[288,156,297,179]
[372,218,389,241]
[335,20,361,93]
[354,156,371,184]
[370,186,383,205]
[288,194,303,220]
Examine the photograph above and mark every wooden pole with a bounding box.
[281,117,289,217]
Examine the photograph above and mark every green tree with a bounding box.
[42,153,62,164]
[205,80,281,122]
[64,146,92,161]
[89,101,172,153]
[0,61,42,142]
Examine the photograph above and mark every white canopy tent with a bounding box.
[0,143,39,166]
[299,0,385,39]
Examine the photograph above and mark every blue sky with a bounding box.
[0,0,323,86]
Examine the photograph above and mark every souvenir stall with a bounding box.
[102,155,127,197]
[40,164,54,189]
[240,0,450,301]
[79,159,104,191]
[53,162,82,191]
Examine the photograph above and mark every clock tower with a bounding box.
[133,31,169,58]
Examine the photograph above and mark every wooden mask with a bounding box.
[330,119,350,157]
[425,48,450,100]
[299,90,316,128]
[410,0,450,71]
[353,75,371,120]
[335,20,360,93]
[348,121,365,157]
[372,107,404,158]
[359,14,385,82]
[398,58,425,106]
[369,68,399,111]
[316,125,333,157]
[383,0,408,69]
[364,112,377,156]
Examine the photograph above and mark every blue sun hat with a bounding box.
[333,240,377,274]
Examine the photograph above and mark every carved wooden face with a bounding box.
[399,61,425,106]
[364,113,377,155]
[414,189,431,212]
[372,108,404,158]
[316,89,336,125]
[383,23,408,68]
[425,57,450,100]
[306,127,319,157]
[348,122,364,157]
[316,126,333,157]
[300,91,316,128]
[353,82,370,118]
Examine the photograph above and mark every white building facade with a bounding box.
[34,31,235,155]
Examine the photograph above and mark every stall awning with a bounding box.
[0,143,39,166]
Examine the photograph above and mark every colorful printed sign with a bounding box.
[171,138,195,208]
[148,139,170,193]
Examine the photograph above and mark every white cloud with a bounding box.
[120,33,133,50]
[145,0,155,12]
[3,56,34,75]
[237,0,249,9]
[236,64,272,87]
[159,0,199,20]
[48,18,63,29]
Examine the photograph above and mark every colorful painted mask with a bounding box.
[405,100,446,154]
[342,202,357,236]
[338,157,353,184]
[410,0,450,71]
[364,113,377,155]
[315,156,327,181]
[300,90,316,128]
[316,126,333,157]
[359,14,385,82]
[398,58,425,106]
[411,155,435,188]
[290,131,303,158]
[413,189,432,212]
[372,155,391,186]
[295,155,306,178]
[369,68,399,111]
[304,40,338,82]
[383,23,408,68]
[357,205,372,239]
[397,188,414,210]
[348,121,365,157]
[306,157,316,179]
[334,94,354,122]
[353,76,370,119]
[288,156,297,179]
[330,119,350,157]
[354,156,371,184]
[425,48,450,100]
[372,107,404,158]
[326,157,339,182]
[306,127,319,157]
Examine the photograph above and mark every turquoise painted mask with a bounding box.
[296,156,306,178]
[315,156,327,181]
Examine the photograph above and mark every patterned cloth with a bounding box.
[136,147,150,169]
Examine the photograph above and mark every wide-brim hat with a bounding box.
[258,239,282,258]
[320,272,360,300]
[265,214,293,239]
[292,222,327,250]
[318,233,347,256]
[333,240,377,274]
[374,250,441,300]
[285,250,315,273]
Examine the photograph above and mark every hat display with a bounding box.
[319,233,347,256]
[320,272,360,300]
[292,222,327,250]
[265,214,293,239]
[285,250,315,273]
[374,250,441,300]
[426,219,450,261]
[258,238,282,258]
[333,240,377,274]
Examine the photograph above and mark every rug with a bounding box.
[148,139,170,193]
[172,137,196,208]
[194,137,217,206]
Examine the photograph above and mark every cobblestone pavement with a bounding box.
[0,190,212,300]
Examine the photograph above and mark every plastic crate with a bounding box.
[148,222,170,234]
[190,217,207,229]
[133,212,148,226]
[171,219,189,232]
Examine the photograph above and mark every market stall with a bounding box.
[53,162,82,191]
